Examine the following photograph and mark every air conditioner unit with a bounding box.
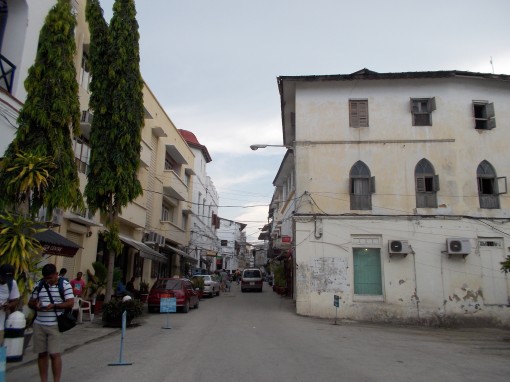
[388,240,410,256]
[143,231,157,244]
[447,238,471,257]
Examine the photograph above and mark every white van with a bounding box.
[241,268,263,293]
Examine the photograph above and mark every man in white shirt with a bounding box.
[0,264,20,345]
[29,263,74,382]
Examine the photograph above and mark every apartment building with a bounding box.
[179,129,220,275]
[216,218,247,273]
[273,68,510,326]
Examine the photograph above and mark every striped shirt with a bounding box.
[31,280,74,326]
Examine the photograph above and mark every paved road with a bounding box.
[8,283,510,381]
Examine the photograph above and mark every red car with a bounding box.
[147,278,199,313]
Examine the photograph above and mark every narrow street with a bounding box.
[8,282,510,382]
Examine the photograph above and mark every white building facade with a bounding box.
[179,129,220,275]
[216,218,247,273]
[277,69,510,327]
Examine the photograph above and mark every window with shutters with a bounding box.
[411,98,436,126]
[415,159,439,208]
[477,160,506,209]
[473,101,496,130]
[349,161,374,210]
[349,99,369,128]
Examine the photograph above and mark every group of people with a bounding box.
[56,267,86,298]
[115,276,140,299]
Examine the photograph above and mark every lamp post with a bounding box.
[250,144,293,151]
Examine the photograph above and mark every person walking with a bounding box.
[28,264,74,382]
[0,264,20,345]
[219,269,228,292]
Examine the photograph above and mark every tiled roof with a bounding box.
[278,68,510,83]
[178,129,212,163]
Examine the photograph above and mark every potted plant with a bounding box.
[102,298,143,327]
[139,280,149,303]
[191,276,204,300]
[84,262,121,313]
[272,263,287,295]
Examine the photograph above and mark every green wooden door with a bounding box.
[353,248,382,295]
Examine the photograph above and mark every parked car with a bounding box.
[241,268,263,293]
[147,278,199,313]
[191,274,220,297]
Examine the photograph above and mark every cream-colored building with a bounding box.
[275,68,510,326]
[0,0,195,289]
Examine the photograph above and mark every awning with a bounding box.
[164,244,198,263]
[119,235,167,263]
[34,229,81,258]
[0,218,80,258]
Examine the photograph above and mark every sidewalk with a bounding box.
[6,314,119,372]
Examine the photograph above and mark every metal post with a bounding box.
[162,312,172,329]
[108,311,132,366]
[0,346,6,382]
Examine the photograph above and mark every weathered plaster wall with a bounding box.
[294,217,510,327]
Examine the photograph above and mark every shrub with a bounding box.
[102,298,143,327]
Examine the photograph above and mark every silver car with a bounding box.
[192,275,220,297]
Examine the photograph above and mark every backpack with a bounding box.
[7,278,12,294]
[35,277,66,301]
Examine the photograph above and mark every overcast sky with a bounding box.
[100,0,510,242]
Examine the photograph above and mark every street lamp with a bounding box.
[250,144,293,150]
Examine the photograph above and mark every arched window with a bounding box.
[349,161,374,210]
[415,159,439,208]
[477,160,501,209]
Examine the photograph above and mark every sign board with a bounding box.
[334,295,340,307]
[160,297,177,313]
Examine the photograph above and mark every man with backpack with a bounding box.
[28,263,74,382]
[0,264,20,345]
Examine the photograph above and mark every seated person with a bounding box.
[115,280,128,297]
[126,277,139,298]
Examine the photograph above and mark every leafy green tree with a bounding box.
[501,255,510,273]
[0,152,56,214]
[0,0,83,217]
[85,0,144,302]
[0,212,44,303]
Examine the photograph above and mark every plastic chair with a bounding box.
[73,298,93,323]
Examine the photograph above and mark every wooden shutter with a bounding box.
[497,176,507,195]
[433,175,440,191]
[350,100,368,128]
[427,97,436,112]
[416,176,426,192]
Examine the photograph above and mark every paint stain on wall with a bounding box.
[310,257,349,293]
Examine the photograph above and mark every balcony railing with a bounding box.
[0,54,15,94]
